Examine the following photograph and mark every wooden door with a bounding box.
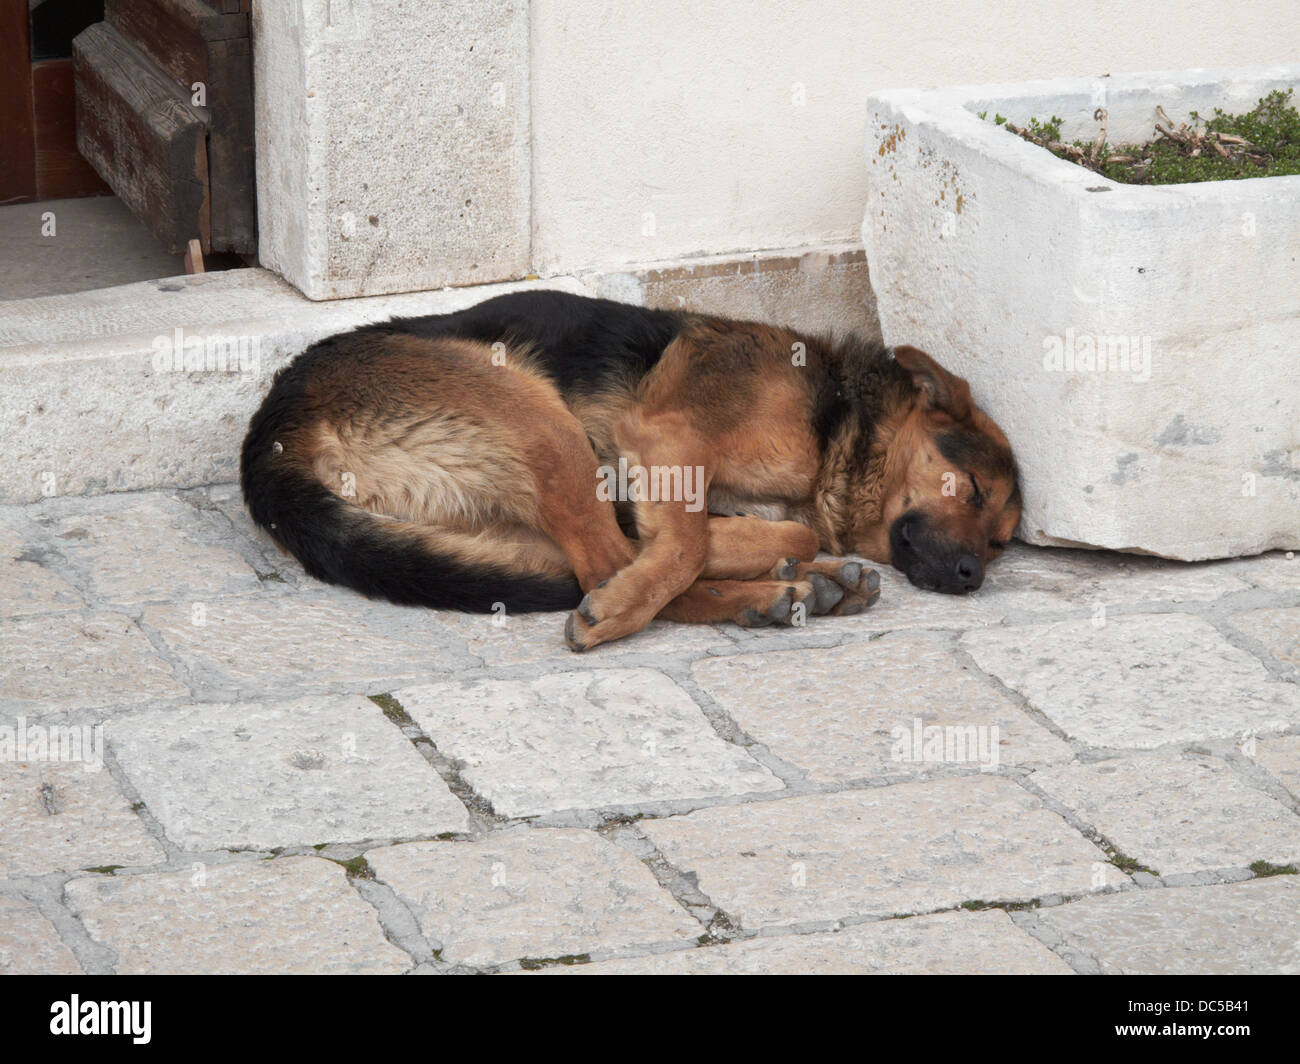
[71,0,256,254]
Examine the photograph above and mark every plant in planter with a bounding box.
[863,66,1300,560]
[987,88,1300,184]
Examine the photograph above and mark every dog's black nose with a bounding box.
[954,554,983,592]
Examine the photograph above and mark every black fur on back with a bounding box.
[354,288,687,400]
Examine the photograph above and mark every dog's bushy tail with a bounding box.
[239,396,582,614]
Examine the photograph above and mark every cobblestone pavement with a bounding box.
[1,484,1298,974]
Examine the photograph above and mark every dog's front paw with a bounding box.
[564,582,657,651]
[825,561,881,616]
[767,558,881,616]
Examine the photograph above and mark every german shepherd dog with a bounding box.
[241,290,1020,650]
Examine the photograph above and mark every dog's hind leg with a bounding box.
[668,516,879,622]
[298,333,634,602]
[564,411,715,650]
[517,411,638,592]
[697,516,818,579]
[656,564,880,626]
[656,578,815,626]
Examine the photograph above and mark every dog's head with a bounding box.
[854,345,1021,594]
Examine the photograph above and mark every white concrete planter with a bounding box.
[863,65,1300,560]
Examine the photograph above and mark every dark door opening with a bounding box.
[0,0,256,300]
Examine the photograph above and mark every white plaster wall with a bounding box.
[530,0,1299,275]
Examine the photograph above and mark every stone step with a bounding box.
[0,242,879,506]
[0,269,589,505]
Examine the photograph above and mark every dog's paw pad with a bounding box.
[808,572,845,614]
[826,566,881,616]
[769,586,796,623]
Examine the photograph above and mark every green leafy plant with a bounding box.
[987,89,1300,184]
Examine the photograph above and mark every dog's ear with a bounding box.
[893,345,972,421]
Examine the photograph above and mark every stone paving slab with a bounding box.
[2,478,1296,974]
[183,483,300,572]
[963,615,1300,749]
[692,632,1071,782]
[430,611,736,667]
[1230,606,1300,669]
[640,777,1127,929]
[65,856,409,974]
[108,696,469,851]
[0,611,188,716]
[0,761,165,877]
[0,894,82,973]
[1030,876,1300,974]
[0,521,84,618]
[1031,755,1300,876]
[523,909,1073,974]
[138,595,470,698]
[1223,550,1300,591]
[980,543,1251,611]
[30,493,261,605]
[366,829,700,967]
[1252,735,1300,800]
[731,543,1253,650]
[393,669,782,818]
